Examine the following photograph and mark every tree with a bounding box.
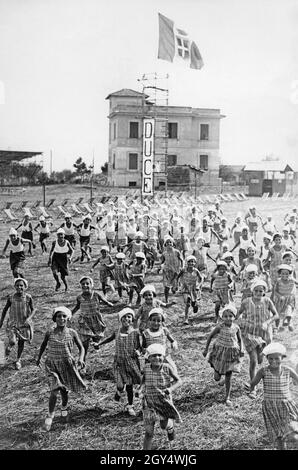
[73,157,91,175]
[101,162,108,174]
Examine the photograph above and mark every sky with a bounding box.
[0,0,298,173]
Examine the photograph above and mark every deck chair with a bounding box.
[219,194,229,202]
[81,202,94,214]
[204,195,213,203]
[46,198,56,209]
[23,207,35,219]
[70,203,83,217]
[3,208,18,223]
[15,200,29,213]
[232,193,241,201]
[240,192,248,200]
[60,198,69,207]
[225,193,235,201]
[56,205,69,218]
[261,192,269,200]
[4,201,13,210]
[31,200,42,209]
[37,206,52,219]
[75,197,84,205]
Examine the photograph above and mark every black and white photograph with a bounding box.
[1,0,298,454]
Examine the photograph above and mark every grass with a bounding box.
[0,186,298,450]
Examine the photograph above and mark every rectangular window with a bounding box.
[200,154,208,170]
[112,153,116,169]
[128,153,138,170]
[168,122,178,139]
[129,181,137,187]
[113,122,117,140]
[167,155,177,166]
[129,122,139,138]
[200,124,209,140]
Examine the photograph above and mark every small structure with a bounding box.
[167,165,205,191]
[243,161,296,196]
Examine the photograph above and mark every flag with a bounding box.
[158,13,204,70]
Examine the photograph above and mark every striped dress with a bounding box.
[208,323,242,375]
[268,245,287,285]
[5,293,34,342]
[113,263,129,289]
[143,362,182,425]
[143,327,177,374]
[272,279,296,321]
[135,299,164,332]
[113,328,141,389]
[261,366,298,443]
[45,327,86,392]
[179,268,202,302]
[237,297,273,353]
[212,272,232,305]
[162,248,182,289]
[97,254,114,283]
[76,292,106,342]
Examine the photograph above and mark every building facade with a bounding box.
[106,89,224,188]
[243,161,296,196]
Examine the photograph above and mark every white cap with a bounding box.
[9,228,18,236]
[79,276,94,287]
[115,252,125,259]
[39,215,45,221]
[135,251,145,259]
[14,277,28,289]
[118,307,135,321]
[220,303,237,318]
[146,343,166,357]
[186,255,197,262]
[263,342,286,357]
[245,264,258,273]
[277,264,293,273]
[52,306,72,320]
[100,245,109,252]
[135,231,144,237]
[252,279,267,291]
[83,214,92,221]
[148,307,166,321]
[140,284,156,296]
[57,228,65,235]
[222,251,233,260]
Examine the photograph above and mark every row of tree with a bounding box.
[0,158,108,185]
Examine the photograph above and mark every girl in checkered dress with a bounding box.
[0,278,35,370]
[95,308,142,416]
[141,308,178,374]
[127,252,146,306]
[237,279,279,396]
[90,246,115,295]
[177,255,203,324]
[71,276,113,372]
[134,285,168,334]
[249,342,298,450]
[160,236,183,303]
[210,261,233,322]
[111,252,130,300]
[203,304,244,406]
[271,264,296,332]
[36,306,86,432]
[142,343,182,450]
[264,233,288,286]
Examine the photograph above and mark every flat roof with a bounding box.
[0,150,43,164]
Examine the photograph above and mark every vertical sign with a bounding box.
[142,118,155,196]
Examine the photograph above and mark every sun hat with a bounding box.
[148,307,166,321]
[186,255,197,262]
[146,343,166,357]
[220,303,237,318]
[262,342,286,357]
[115,252,126,259]
[245,264,258,273]
[14,277,28,289]
[277,264,293,273]
[79,276,94,287]
[57,228,65,235]
[252,279,267,291]
[118,308,135,321]
[140,284,156,296]
[9,228,18,236]
[52,306,72,321]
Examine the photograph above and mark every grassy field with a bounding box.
[0,186,298,451]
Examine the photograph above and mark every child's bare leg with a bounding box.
[249,350,258,381]
[126,384,134,405]
[225,372,232,404]
[82,339,90,363]
[184,299,190,323]
[143,423,155,450]
[128,288,134,305]
[214,302,220,322]
[61,275,68,292]
[164,287,170,303]
[17,339,25,360]
[49,390,59,414]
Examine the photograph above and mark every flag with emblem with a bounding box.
[158,13,203,70]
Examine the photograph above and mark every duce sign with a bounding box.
[142,118,155,196]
